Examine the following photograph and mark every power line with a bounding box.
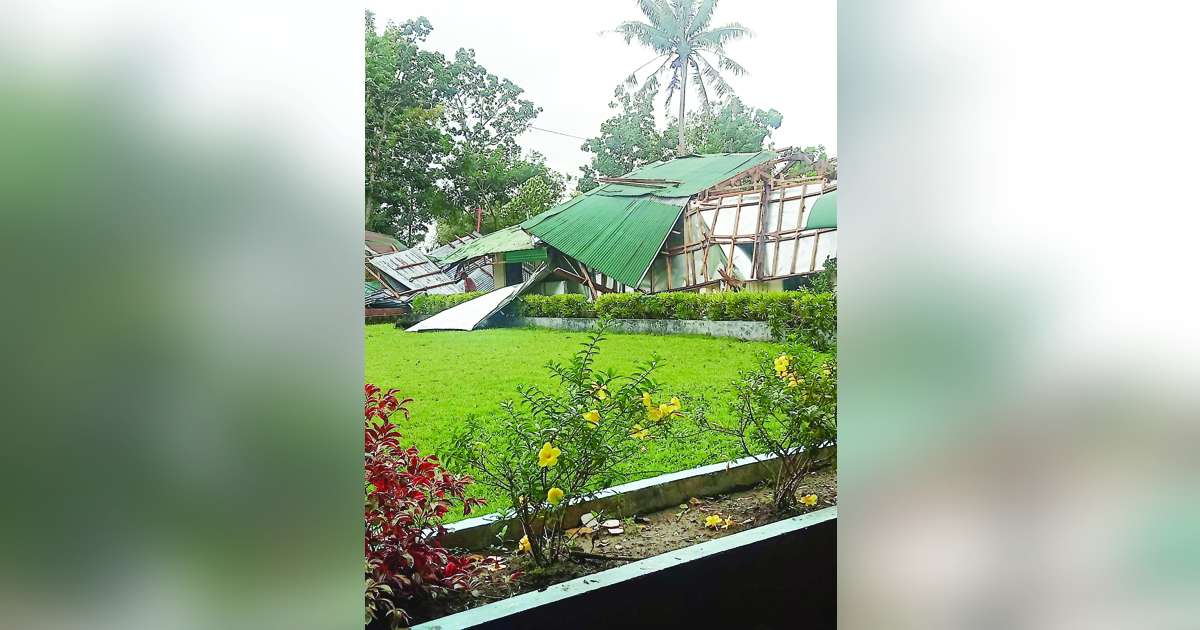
[527,125,590,141]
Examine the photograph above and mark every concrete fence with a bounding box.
[504,316,775,341]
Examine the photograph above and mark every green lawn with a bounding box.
[365,324,785,519]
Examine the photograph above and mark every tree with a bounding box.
[577,87,672,192]
[365,13,452,245]
[435,153,564,244]
[611,0,752,155]
[365,11,559,245]
[784,145,837,180]
[578,91,780,192]
[668,96,781,154]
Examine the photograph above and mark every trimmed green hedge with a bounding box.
[409,292,484,320]
[516,291,837,348]
[519,293,595,318]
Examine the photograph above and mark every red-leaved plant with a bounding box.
[364,383,488,627]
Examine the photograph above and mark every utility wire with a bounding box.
[527,125,590,141]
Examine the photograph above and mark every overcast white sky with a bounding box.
[368,0,836,180]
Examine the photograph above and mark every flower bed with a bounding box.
[411,466,837,626]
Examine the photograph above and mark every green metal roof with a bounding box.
[522,195,687,287]
[435,225,534,265]
[593,151,777,197]
[503,247,548,263]
[804,190,837,229]
[511,152,779,287]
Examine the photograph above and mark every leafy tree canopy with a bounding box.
[434,154,565,244]
[578,89,784,192]
[365,11,563,246]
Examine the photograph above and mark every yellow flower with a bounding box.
[723,517,734,528]
[800,494,818,507]
[631,424,650,440]
[582,410,601,427]
[518,535,532,553]
[704,515,723,529]
[595,386,609,401]
[669,397,682,413]
[788,378,799,388]
[547,487,565,506]
[657,403,673,418]
[774,354,791,374]
[537,442,561,468]
[641,391,653,409]
[647,406,663,421]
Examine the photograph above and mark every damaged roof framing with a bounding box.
[435,151,837,296]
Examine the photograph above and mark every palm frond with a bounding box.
[693,23,752,49]
[625,54,670,87]
[691,0,719,34]
[633,55,674,96]
[640,0,679,35]
[672,0,698,30]
[711,51,747,76]
[612,21,674,53]
[695,53,734,99]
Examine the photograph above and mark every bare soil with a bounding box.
[409,467,836,624]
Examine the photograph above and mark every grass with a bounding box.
[365,324,787,520]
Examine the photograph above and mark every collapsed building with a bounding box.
[364,231,496,311]
[408,150,837,331]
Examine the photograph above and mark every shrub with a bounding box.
[698,347,836,512]
[409,292,484,320]
[450,321,687,566]
[806,257,837,294]
[656,291,704,320]
[515,290,836,347]
[767,291,837,351]
[519,294,551,317]
[364,384,495,627]
[593,293,642,319]
[519,293,595,318]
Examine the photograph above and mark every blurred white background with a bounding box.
[1,1,1198,628]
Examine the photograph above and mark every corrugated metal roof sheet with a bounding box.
[434,225,535,265]
[804,190,837,229]
[427,231,482,260]
[523,195,687,287]
[466,265,495,292]
[594,151,777,197]
[369,248,462,295]
[365,230,404,255]
[407,266,549,332]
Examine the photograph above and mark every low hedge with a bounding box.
[519,293,595,318]
[409,292,484,320]
[516,291,836,348]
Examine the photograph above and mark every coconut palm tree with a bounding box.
[611,0,752,155]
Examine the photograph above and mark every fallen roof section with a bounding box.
[427,231,482,260]
[434,225,536,265]
[369,248,461,295]
[591,151,777,197]
[365,230,404,255]
[522,195,687,287]
[405,285,520,332]
[406,265,548,332]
